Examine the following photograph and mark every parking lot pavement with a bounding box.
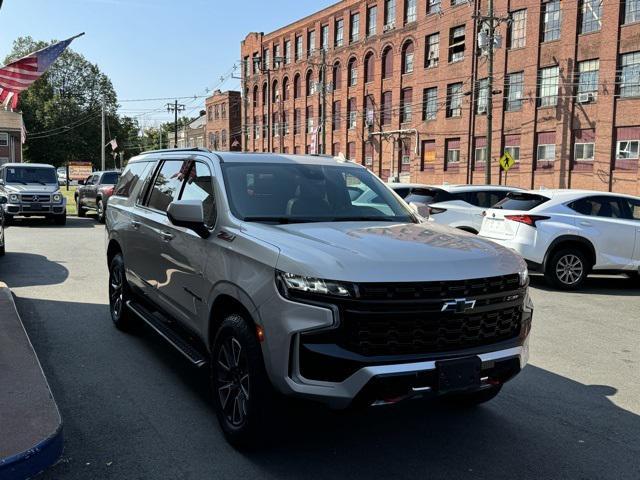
[0,217,638,480]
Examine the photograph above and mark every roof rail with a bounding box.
[141,147,211,155]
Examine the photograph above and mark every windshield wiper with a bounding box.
[331,216,403,222]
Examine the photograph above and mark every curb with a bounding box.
[0,283,64,480]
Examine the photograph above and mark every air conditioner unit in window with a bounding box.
[477,104,487,114]
[577,92,595,104]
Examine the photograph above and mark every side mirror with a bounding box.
[167,199,210,239]
[409,202,431,220]
[0,196,7,205]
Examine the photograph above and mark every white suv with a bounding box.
[405,185,522,233]
[480,189,640,289]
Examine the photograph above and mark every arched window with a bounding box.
[401,40,414,74]
[333,62,342,90]
[282,77,290,101]
[382,46,393,79]
[306,69,315,96]
[272,79,279,103]
[348,57,358,86]
[364,52,375,83]
[294,73,301,99]
[252,85,259,108]
[262,83,268,105]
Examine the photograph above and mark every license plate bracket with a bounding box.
[436,357,482,393]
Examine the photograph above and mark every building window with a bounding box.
[347,142,356,162]
[282,77,289,101]
[284,40,291,64]
[321,25,329,51]
[382,47,393,79]
[333,62,342,90]
[335,19,344,47]
[422,87,438,121]
[214,105,220,120]
[538,66,559,107]
[405,0,417,24]
[263,48,270,70]
[294,74,301,98]
[367,5,377,36]
[384,0,396,29]
[252,53,260,74]
[505,145,520,164]
[283,111,290,135]
[625,0,640,24]
[243,56,250,78]
[295,35,303,61]
[541,1,561,42]
[350,13,360,42]
[221,103,226,118]
[577,59,599,101]
[620,52,640,98]
[306,70,315,96]
[574,142,595,161]
[451,0,466,5]
[400,88,413,123]
[509,9,527,49]
[579,0,602,34]
[475,141,487,168]
[273,44,281,67]
[306,106,314,133]
[448,25,465,63]
[445,138,461,167]
[505,72,524,111]
[294,109,301,134]
[365,95,375,128]
[307,30,316,56]
[476,78,489,114]
[400,141,411,169]
[348,58,358,86]
[381,91,392,125]
[617,140,639,159]
[365,142,374,166]
[537,144,556,162]
[252,86,259,107]
[207,107,213,121]
[425,33,439,68]
[348,97,357,129]
[402,41,414,74]
[446,82,463,118]
[332,100,341,130]
[221,130,227,147]
[272,81,279,103]
[364,53,374,83]
[427,0,441,14]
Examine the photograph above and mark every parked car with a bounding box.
[400,185,521,234]
[106,149,532,447]
[0,163,67,225]
[479,189,640,290]
[0,196,6,256]
[75,171,120,223]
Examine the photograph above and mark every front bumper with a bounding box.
[258,283,532,409]
[4,202,66,216]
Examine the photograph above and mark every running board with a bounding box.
[126,300,208,368]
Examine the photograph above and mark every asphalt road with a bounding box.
[1,217,639,480]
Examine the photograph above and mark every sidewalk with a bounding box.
[0,282,63,480]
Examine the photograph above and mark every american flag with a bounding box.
[0,33,84,110]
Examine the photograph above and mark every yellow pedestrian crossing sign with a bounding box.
[500,152,516,172]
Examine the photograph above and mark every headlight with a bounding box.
[53,193,62,203]
[9,194,19,203]
[276,271,353,298]
[519,267,529,287]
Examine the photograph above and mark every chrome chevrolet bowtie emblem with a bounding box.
[441,298,476,313]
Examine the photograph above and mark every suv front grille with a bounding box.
[21,194,51,203]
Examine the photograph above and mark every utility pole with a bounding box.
[320,48,327,155]
[475,2,510,185]
[101,103,106,171]
[166,100,185,148]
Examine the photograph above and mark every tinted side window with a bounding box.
[627,198,640,220]
[405,188,452,204]
[146,160,193,213]
[101,172,120,185]
[494,192,550,211]
[180,162,216,228]
[392,187,410,198]
[568,196,626,219]
[114,162,152,198]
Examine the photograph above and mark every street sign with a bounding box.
[500,152,516,172]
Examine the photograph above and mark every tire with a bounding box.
[96,199,106,224]
[53,213,67,225]
[108,253,137,331]
[211,313,275,449]
[626,272,640,285]
[544,248,589,290]
[77,197,86,217]
[446,385,502,407]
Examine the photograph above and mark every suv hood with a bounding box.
[246,221,525,282]
[3,184,60,194]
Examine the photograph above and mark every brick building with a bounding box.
[240,0,640,195]
[205,90,242,151]
[0,109,24,165]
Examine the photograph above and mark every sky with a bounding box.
[0,0,335,126]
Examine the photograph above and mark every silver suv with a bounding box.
[106,149,533,446]
[0,163,67,225]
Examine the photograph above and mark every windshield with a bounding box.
[494,192,550,211]
[101,172,120,185]
[5,167,58,185]
[222,162,415,224]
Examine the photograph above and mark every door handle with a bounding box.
[131,220,140,229]
[160,231,174,241]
